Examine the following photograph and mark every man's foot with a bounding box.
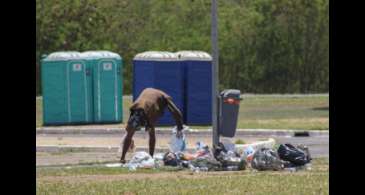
[120,159,126,164]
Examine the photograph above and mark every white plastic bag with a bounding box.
[126,151,155,171]
[140,158,155,169]
[129,151,151,163]
[105,163,123,168]
[153,153,165,161]
[169,126,188,152]
[196,141,207,151]
[244,146,255,156]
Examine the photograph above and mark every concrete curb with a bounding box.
[37,145,189,153]
[36,127,328,137]
[37,138,277,154]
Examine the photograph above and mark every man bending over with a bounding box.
[120,88,184,163]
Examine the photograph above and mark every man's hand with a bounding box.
[176,125,187,138]
[176,130,183,138]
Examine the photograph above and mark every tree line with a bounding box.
[36,0,329,95]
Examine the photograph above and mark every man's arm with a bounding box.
[165,98,184,130]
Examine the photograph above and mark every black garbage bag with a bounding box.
[213,142,228,158]
[297,144,312,162]
[163,152,179,166]
[251,148,283,171]
[277,144,312,166]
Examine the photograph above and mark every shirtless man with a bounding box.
[120,88,184,163]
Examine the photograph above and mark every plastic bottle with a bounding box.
[199,167,209,172]
[284,167,296,172]
[225,166,239,171]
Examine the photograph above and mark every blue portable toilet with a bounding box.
[133,51,184,126]
[176,51,212,125]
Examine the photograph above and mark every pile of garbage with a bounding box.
[116,127,312,172]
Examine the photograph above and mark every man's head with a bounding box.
[127,109,146,131]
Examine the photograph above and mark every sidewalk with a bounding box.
[36,133,276,166]
[36,125,328,137]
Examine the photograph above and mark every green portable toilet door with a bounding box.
[42,61,69,125]
[67,61,93,123]
[94,60,122,123]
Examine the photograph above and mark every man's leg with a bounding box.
[148,126,156,157]
[120,128,135,163]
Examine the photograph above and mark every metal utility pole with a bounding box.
[211,0,219,147]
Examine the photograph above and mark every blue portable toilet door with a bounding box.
[67,61,92,123]
[155,62,184,125]
[94,60,122,123]
[132,61,155,101]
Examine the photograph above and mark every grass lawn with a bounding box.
[36,95,328,130]
[36,158,328,195]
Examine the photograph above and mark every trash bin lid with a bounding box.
[221,89,241,99]
[43,51,81,61]
[176,51,212,61]
[133,51,179,61]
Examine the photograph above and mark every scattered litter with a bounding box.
[153,153,165,161]
[105,163,123,168]
[168,126,189,152]
[163,152,179,167]
[243,145,255,163]
[244,146,255,156]
[196,141,207,151]
[178,152,196,161]
[284,167,297,172]
[195,141,211,158]
[278,143,312,166]
[297,144,312,162]
[190,156,222,171]
[214,142,246,171]
[284,163,312,172]
[221,138,235,152]
[251,148,284,171]
[234,138,276,156]
[125,151,155,171]
[153,153,165,168]
[110,135,313,173]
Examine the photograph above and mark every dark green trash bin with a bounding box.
[218,89,241,137]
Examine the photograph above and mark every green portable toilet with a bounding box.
[41,52,93,125]
[82,51,123,123]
